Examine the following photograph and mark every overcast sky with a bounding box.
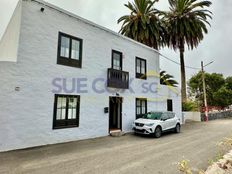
[1,0,232,84]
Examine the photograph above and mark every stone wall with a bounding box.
[201,111,232,121]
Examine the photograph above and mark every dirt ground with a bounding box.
[1,119,232,174]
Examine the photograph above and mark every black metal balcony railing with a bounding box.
[107,68,129,89]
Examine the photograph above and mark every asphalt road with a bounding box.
[1,119,232,174]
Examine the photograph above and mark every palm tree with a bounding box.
[118,0,166,49]
[160,70,178,87]
[163,0,212,103]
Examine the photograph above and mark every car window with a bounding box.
[142,112,162,120]
[161,113,169,120]
[168,113,175,119]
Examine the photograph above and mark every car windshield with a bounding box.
[142,112,162,120]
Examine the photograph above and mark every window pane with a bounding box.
[136,100,140,107]
[141,61,145,74]
[113,52,121,70]
[136,59,141,73]
[113,52,120,60]
[136,107,141,114]
[60,36,70,58]
[142,100,146,107]
[114,59,120,66]
[57,97,66,120]
[71,39,80,60]
[113,58,120,70]
[142,106,146,114]
[68,97,77,119]
[162,113,169,120]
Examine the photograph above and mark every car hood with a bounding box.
[135,118,160,124]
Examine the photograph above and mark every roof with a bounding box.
[29,0,159,54]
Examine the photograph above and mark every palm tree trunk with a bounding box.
[180,47,187,103]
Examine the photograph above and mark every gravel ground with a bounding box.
[1,119,232,174]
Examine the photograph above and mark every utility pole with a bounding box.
[201,61,208,121]
[201,61,214,122]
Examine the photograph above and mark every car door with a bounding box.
[168,113,176,129]
[160,113,170,131]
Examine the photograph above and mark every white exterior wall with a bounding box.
[0,0,181,152]
[183,112,201,123]
[0,0,21,62]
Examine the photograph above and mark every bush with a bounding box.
[182,101,199,111]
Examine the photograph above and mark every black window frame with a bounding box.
[167,99,173,112]
[57,32,83,68]
[136,57,147,80]
[53,94,80,129]
[135,98,147,119]
[111,50,123,71]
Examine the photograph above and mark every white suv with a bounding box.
[132,111,181,138]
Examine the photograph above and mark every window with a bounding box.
[161,112,169,120]
[112,50,122,70]
[57,32,83,68]
[167,99,173,111]
[136,57,147,79]
[168,113,175,119]
[136,98,147,119]
[53,94,80,129]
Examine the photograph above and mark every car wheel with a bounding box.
[175,124,181,133]
[154,127,162,138]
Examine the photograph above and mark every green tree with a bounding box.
[225,76,232,90]
[163,0,212,103]
[188,72,232,108]
[118,0,166,49]
[160,70,178,87]
[213,87,232,108]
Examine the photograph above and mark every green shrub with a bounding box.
[182,101,199,111]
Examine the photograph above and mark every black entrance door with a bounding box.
[109,97,122,131]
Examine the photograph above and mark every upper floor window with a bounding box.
[57,32,83,68]
[136,57,147,79]
[167,99,173,111]
[53,94,80,129]
[112,50,122,70]
[136,98,147,119]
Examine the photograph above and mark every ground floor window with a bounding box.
[53,94,80,129]
[136,98,147,119]
[167,99,173,111]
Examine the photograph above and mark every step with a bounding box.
[110,130,125,137]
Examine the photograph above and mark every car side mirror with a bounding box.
[161,118,166,121]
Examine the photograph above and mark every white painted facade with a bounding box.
[0,0,182,152]
[183,112,201,123]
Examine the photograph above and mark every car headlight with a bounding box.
[145,123,154,127]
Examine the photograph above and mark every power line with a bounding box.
[159,53,201,70]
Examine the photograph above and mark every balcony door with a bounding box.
[112,50,122,70]
[109,97,122,131]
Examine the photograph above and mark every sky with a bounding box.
[0,0,232,84]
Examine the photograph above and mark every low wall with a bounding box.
[183,112,201,123]
[201,110,232,121]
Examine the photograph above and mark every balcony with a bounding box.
[107,68,129,89]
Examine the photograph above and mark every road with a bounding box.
[1,119,232,174]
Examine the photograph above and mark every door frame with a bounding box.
[108,96,123,133]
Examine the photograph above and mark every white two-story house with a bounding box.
[0,0,182,152]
